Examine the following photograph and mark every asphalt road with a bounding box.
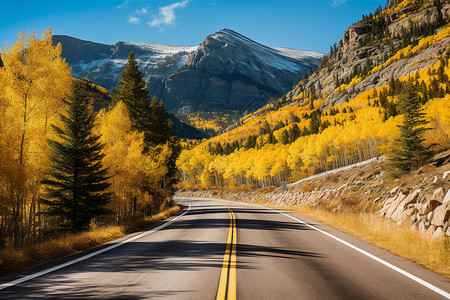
[0,198,449,299]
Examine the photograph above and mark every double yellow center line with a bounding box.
[216,208,237,300]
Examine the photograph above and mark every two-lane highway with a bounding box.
[0,198,449,299]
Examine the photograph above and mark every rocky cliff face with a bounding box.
[159,29,322,112]
[287,1,450,107]
[53,35,197,93]
[53,30,322,115]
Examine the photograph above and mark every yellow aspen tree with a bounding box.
[0,28,71,248]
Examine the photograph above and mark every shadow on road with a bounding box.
[0,203,324,299]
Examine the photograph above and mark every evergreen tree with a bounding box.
[288,124,301,143]
[113,52,171,149]
[390,84,432,172]
[280,129,290,145]
[309,110,321,134]
[41,81,111,232]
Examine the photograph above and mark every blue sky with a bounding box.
[1,0,386,53]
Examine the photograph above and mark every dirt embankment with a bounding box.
[176,151,450,238]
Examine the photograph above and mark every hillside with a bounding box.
[53,30,322,125]
[177,0,450,189]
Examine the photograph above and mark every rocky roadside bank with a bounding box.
[176,151,450,238]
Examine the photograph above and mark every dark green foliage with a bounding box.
[168,114,209,139]
[41,81,111,232]
[0,56,3,68]
[280,129,289,145]
[288,124,301,143]
[245,135,257,149]
[309,109,321,135]
[113,52,171,149]
[390,84,432,172]
[267,130,278,144]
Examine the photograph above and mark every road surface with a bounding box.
[0,198,449,299]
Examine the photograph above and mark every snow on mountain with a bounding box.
[204,29,324,73]
[54,30,323,115]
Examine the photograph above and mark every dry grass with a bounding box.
[0,205,181,278]
[281,204,450,277]
[123,206,181,233]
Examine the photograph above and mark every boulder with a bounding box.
[432,187,446,202]
[419,200,441,215]
[390,190,421,220]
[384,192,407,219]
[427,225,437,235]
[432,227,445,239]
[431,203,450,227]
[418,220,427,233]
[443,189,450,204]
[390,186,400,195]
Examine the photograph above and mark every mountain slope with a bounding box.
[53,30,322,119]
[177,0,450,190]
[158,29,322,113]
[53,35,198,91]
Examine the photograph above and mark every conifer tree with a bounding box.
[41,81,111,232]
[280,129,290,145]
[113,52,171,149]
[390,84,432,172]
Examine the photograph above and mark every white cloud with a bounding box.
[117,0,131,9]
[331,0,346,7]
[149,0,189,28]
[136,8,148,15]
[128,16,141,24]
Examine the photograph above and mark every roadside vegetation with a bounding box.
[0,206,180,277]
[0,30,180,265]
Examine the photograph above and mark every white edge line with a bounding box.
[0,204,192,291]
[276,211,450,299]
[176,197,450,299]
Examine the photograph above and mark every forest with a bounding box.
[0,29,178,250]
[177,22,450,188]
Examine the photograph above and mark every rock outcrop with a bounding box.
[287,1,450,108]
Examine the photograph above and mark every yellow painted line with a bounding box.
[228,210,237,300]
[216,208,237,300]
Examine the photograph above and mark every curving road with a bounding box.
[0,198,449,299]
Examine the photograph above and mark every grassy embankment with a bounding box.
[262,201,449,277]
[0,206,181,278]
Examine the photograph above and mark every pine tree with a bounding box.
[41,81,111,232]
[113,52,171,149]
[280,129,289,145]
[390,84,432,172]
[288,124,301,143]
